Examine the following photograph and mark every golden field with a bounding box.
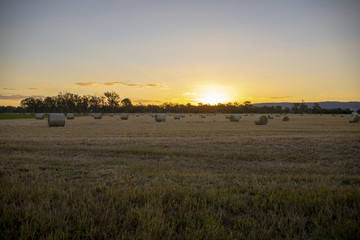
[1,114,359,239]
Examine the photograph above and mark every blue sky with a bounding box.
[1,0,359,105]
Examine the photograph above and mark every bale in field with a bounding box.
[268,114,274,119]
[230,114,241,122]
[254,115,268,125]
[121,113,129,120]
[348,114,359,123]
[155,113,166,122]
[174,114,181,120]
[67,113,75,119]
[136,114,140,117]
[244,113,248,116]
[93,113,102,119]
[36,113,45,120]
[200,114,206,118]
[282,116,290,121]
[48,113,65,127]
[109,113,114,117]
[276,114,280,117]
[181,114,185,118]
[225,114,231,119]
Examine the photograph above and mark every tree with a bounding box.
[292,103,300,113]
[104,92,120,112]
[312,103,322,113]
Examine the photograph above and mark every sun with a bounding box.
[196,86,231,105]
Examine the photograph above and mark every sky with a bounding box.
[0,0,359,106]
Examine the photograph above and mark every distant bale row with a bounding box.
[230,114,241,122]
[67,113,75,119]
[36,113,45,120]
[48,113,65,127]
[155,113,166,122]
[121,113,129,120]
[349,113,359,123]
[254,115,268,125]
[93,113,102,119]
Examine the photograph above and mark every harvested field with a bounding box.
[1,114,360,239]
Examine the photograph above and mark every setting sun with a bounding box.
[196,86,232,105]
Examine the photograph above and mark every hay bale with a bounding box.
[348,114,359,123]
[268,114,274,119]
[136,114,140,117]
[230,114,241,122]
[225,114,231,119]
[181,114,185,118]
[67,113,75,119]
[244,113,248,116]
[121,113,129,120]
[109,113,114,117]
[200,114,206,118]
[282,116,289,121]
[174,114,181,120]
[276,114,280,117]
[93,113,102,119]
[254,115,268,125]
[48,113,65,127]
[155,113,166,122]
[36,113,45,120]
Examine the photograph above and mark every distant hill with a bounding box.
[252,102,360,111]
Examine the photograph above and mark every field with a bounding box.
[1,114,359,239]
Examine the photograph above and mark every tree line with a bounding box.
[0,92,356,114]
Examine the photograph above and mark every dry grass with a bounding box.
[1,114,360,239]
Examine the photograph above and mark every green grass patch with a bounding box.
[0,114,36,120]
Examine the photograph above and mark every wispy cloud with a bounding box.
[0,94,46,100]
[102,81,166,88]
[251,96,292,100]
[2,88,17,91]
[75,82,97,87]
[27,88,41,91]
[103,81,123,86]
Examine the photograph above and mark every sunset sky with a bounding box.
[1,0,359,106]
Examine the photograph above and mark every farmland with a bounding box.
[1,114,359,239]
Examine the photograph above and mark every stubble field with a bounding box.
[1,114,359,239]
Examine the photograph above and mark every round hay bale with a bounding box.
[276,114,280,117]
[67,113,75,119]
[48,113,65,127]
[93,113,102,119]
[254,115,268,125]
[36,113,45,120]
[230,114,241,122]
[282,116,290,121]
[181,114,185,118]
[225,114,231,119]
[268,114,274,119]
[200,114,206,118]
[109,113,114,117]
[155,113,166,122]
[174,114,181,120]
[121,113,129,120]
[348,114,359,123]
